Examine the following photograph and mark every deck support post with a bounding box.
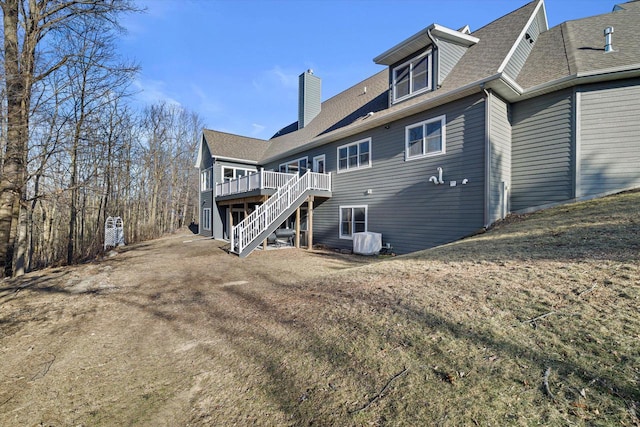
[307,197,314,250]
[262,195,269,250]
[295,206,301,248]
[228,205,234,241]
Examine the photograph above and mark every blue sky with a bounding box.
[118,0,615,139]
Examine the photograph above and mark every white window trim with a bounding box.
[392,49,432,104]
[404,114,447,161]
[336,137,372,174]
[279,156,309,174]
[312,154,326,173]
[200,168,212,191]
[202,208,211,230]
[339,205,368,240]
[222,166,256,182]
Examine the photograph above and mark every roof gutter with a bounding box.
[427,27,440,88]
[212,155,259,165]
[520,63,640,98]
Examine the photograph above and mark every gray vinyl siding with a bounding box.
[211,162,224,238]
[199,141,214,237]
[488,93,512,224]
[503,13,541,80]
[266,94,486,255]
[578,78,640,197]
[511,89,574,211]
[437,40,468,86]
[212,160,258,239]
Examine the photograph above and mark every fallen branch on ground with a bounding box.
[526,311,557,324]
[31,354,56,381]
[524,311,579,326]
[578,284,598,296]
[349,367,409,414]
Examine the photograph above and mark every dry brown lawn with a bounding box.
[1,190,639,426]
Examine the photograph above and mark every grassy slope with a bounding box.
[199,190,640,426]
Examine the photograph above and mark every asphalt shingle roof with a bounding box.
[202,0,640,165]
[202,129,269,163]
[259,1,540,162]
[517,0,640,88]
[262,70,389,161]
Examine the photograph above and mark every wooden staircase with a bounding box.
[230,171,331,258]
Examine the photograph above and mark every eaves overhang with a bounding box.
[490,63,640,102]
[373,23,479,66]
[212,155,259,165]
[521,64,640,99]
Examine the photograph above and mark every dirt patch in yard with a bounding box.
[0,237,373,426]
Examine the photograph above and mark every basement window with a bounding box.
[392,50,432,103]
[202,208,211,230]
[340,206,367,239]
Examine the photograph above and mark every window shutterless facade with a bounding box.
[202,208,211,230]
[393,50,432,103]
[337,138,371,173]
[339,205,367,239]
[405,115,446,160]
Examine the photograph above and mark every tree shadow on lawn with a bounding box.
[119,265,639,423]
[3,259,638,424]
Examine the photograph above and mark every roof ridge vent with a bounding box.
[604,26,615,53]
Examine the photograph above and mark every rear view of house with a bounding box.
[196,0,640,257]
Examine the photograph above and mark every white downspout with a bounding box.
[483,86,491,228]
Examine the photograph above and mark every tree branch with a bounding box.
[349,367,409,414]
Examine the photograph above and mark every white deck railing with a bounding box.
[231,171,331,256]
[216,170,296,197]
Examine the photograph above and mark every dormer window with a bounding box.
[392,50,432,103]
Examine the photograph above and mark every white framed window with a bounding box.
[393,50,432,103]
[337,138,371,173]
[405,115,446,160]
[200,169,211,191]
[312,154,326,173]
[202,208,211,230]
[222,166,255,182]
[279,157,308,174]
[340,205,367,239]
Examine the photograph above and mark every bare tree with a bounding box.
[136,103,203,239]
[0,0,139,276]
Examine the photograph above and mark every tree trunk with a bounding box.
[0,0,24,276]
